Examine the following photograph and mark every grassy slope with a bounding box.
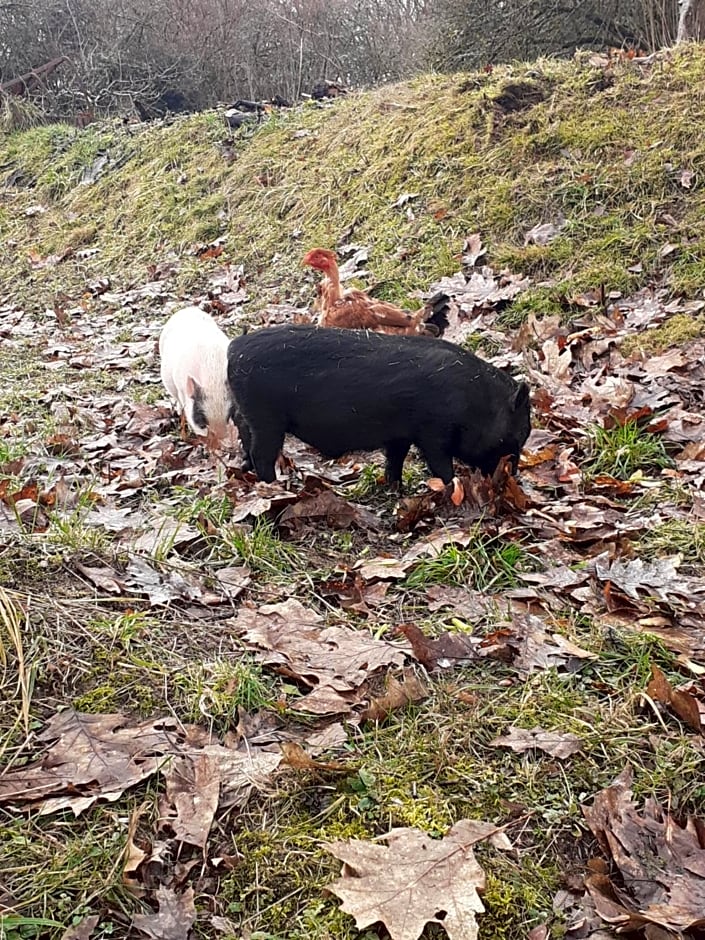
[3,46,705,321]
[2,46,705,940]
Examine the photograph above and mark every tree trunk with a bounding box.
[677,0,705,40]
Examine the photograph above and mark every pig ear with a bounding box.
[512,382,530,411]
[186,375,201,398]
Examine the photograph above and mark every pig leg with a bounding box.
[229,404,254,471]
[238,420,254,472]
[418,442,454,484]
[250,428,285,484]
[384,441,411,489]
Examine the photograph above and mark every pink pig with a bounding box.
[159,306,233,448]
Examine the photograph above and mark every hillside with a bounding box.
[3,46,705,326]
[1,46,705,940]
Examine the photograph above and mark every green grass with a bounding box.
[582,420,673,480]
[0,792,155,936]
[213,629,705,939]
[217,517,304,576]
[4,46,705,940]
[637,520,705,574]
[404,532,536,592]
[173,658,278,728]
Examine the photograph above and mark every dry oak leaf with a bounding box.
[234,598,407,713]
[397,623,479,671]
[594,552,705,607]
[0,710,177,812]
[646,665,704,735]
[0,709,280,818]
[360,672,430,722]
[355,555,410,581]
[325,820,504,940]
[60,915,100,940]
[132,885,196,940]
[582,767,705,935]
[160,752,221,849]
[510,613,596,676]
[490,726,583,759]
[462,233,485,268]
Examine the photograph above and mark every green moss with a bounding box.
[621,312,705,355]
[481,861,559,939]
[72,683,121,712]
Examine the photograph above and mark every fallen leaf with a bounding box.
[595,553,705,608]
[424,585,491,620]
[462,233,485,267]
[490,726,583,759]
[75,562,126,594]
[160,752,221,849]
[132,885,196,940]
[355,556,410,581]
[646,665,704,734]
[582,768,705,935]
[541,337,572,382]
[0,709,280,816]
[325,820,491,940]
[123,808,149,894]
[61,915,100,940]
[279,741,348,772]
[305,723,349,753]
[360,672,430,722]
[524,219,566,246]
[234,599,407,714]
[132,516,200,555]
[278,486,378,532]
[509,613,596,676]
[397,623,479,670]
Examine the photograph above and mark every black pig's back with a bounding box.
[227,325,524,459]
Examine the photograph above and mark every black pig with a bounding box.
[227,325,531,485]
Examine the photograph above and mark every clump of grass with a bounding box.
[172,488,233,528]
[0,587,32,755]
[345,463,384,499]
[0,794,152,934]
[583,420,673,481]
[174,658,277,727]
[0,93,44,133]
[621,312,705,356]
[47,513,111,553]
[637,519,705,573]
[404,531,534,591]
[218,517,303,576]
[0,441,28,466]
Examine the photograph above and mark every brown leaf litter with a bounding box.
[0,709,280,818]
[490,726,583,759]
[233,597,408,714]
[582,767,705,935]
[325,819,513,940]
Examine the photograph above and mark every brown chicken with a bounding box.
[302,247,433,335]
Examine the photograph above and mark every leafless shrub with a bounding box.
[427,0,681,72]
[0,0,689,121]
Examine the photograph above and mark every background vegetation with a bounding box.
[1,0,703,121]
